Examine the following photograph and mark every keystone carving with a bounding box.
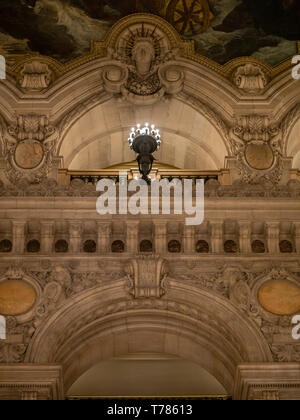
[125,255,168,298]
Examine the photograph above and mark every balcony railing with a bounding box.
[58,168,230,186]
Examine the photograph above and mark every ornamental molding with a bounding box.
[50,298,247,364]
[1,262,298,364]
[2,177,300,198]
[4,14,296,92]
[177,91,231,155]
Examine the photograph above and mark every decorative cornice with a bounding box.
[3,14,299,89]
[1,177,300,198]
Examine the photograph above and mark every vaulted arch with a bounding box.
[59,97,229,170]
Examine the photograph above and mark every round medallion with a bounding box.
[0,280,37,316]
[245,143,274,170]
[14,140,44,170]
[258,280,300,316]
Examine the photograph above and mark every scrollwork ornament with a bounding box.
[3,115,58,184]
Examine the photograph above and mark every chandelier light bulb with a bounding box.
[128,123,162,150]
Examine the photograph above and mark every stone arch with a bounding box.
[25,279,272,395]
[283,105,300,163]
[59,97,229,171]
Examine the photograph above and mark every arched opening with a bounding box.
[140,240,153,253]
[111,240,125,253]
[279,240,294,253]
[0,239,12,253]
[55,240,69,253]
[26,239,40,253]
[196,240,209,253]
[168,240,181,253]
[224,240,239,254]
[83,240,97,253]
[67,355,227,399]
[252,240,266,254]
[25,281,272,396]
[59,98,228,171]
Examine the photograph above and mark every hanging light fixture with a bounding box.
[128,123,161,184]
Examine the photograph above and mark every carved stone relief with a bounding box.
[0,260,299,364]
[18,60,52,91]
[3,115,58,184]
[229,115,284,184]
[102,23,184,104]
[0,264,126,363]
[125,255,168,298]
[171,264,300,362]
[232,64,268,94]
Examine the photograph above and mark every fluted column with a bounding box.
[183,225,195,254]
[12,220,26,254]
[265,221,280,254]
[126,220,139,253]
[153,221,167,254]
[210,221,223,254]
[238,220,251,254]
[68,221,82,254]
[97,221,112,254]
[294,222,300,253]
[40,220,54,254]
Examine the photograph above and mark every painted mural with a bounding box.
[0,0,298,65]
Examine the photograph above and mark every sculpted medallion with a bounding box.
[14,140,44,170]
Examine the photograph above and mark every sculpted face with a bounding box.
[132,40,155,76]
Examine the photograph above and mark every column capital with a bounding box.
[97,221,112,234]
[68,220,82,235]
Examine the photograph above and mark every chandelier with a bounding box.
[128,123,161,184]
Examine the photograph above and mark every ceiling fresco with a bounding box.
[0,0,299,65]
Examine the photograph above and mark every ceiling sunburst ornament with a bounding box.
[166,0,213,35]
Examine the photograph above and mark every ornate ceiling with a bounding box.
[0,0,299,65]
